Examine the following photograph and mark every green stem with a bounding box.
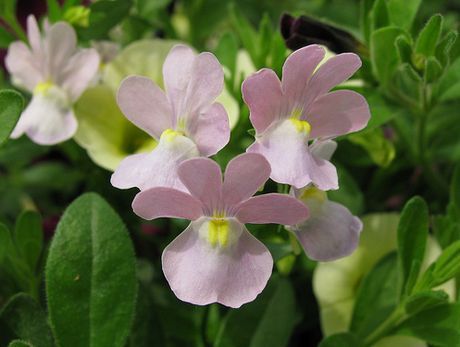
[363,306,405,347]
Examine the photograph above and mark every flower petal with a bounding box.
[26,15,42,55]
[310,140,337,161]
[247,120,311,188]
[132,187,203,220]
[292,201,362,261]
[236,193,309,225]
[61,48,100,101]
[5,41,44,91]
[12,93,77,145]
[242,68,283,134]
[304,53,361,108]
[281,45,325,97]
[162,220,273,308]
[305,150,339,191]
[177,157,222,214]
[186,102,229,157]
[117,76,173,140]
[222,153,271,206]
[45,22,77,79]
[111,134,199,191]
[308,90,370,138]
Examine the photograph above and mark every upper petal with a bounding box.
[236,193,309,225]
[304,53,361,109]
[26,15,42,55]
[308,90,370,139]
[177,157,222,214]
[61,48,100,101]
[281,45,325,98]
[222,153,271,207]
[242,68,283,134]
[111,133,199,191]
[291,200,362,261]
[45,22,77,80]
[186,102,230,157]
[132,187,203,220]
[5,41,44,91]
[162,220,273,308]
[117,76,173,140]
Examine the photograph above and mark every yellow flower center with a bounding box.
[34,81,54,95]
[300,186,327,204]
[289,107,311,135]
[160,128,184,142]
[208,217,229,248]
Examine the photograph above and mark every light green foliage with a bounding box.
[386,0,421,31]
[46,193,137,347]
[0,90,23,147]
[405,290,449,315]
[414,14,443,68]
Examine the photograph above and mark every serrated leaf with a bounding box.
[405,290,449,315]
[214,276,297,347]
[14,211,43,272]
[0,89,24,147]
[397,196,429,297]
[350,252,398,338]
[46,193,137,347]
[0,293,54,347]
[319,332,363,347]
[394,303,460,346]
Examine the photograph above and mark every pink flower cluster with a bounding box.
[111,44,370,307]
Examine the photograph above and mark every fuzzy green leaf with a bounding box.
[46,193,137,347]
[414,14,443,66]
[386,0,421,31]
[0,90,23,147]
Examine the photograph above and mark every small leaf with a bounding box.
[348,127,395,167]
[14,211,43,272]
[431,240,460,286]
[396,35,413,64]
[46,0,62,21]
[405,290,449,315]
[0,26,15,48]
[350,252,398,338]
[214,275,297,347]
[215,32,239,78]
[397,196,429,297]
[435,30,457,66]
[424,56,443,83]
[0,223,11,264]
[0,89,24,147]
[370,0,389,32]
[228,3,258,68]
[386,0,421,31]
[394,303,460,346]
[8,341,35,347]
[0,293,54,347]
[413,14,443,68]
[319,332,363,347]
[46,193,137,347]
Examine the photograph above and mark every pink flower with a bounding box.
[287,141,362,261]
[5,15,100,145]
[242,45,370,190]
[111,45,230,191]
[132,153,309,307]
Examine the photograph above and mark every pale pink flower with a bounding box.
[132,153,309,307]
[6,15,100,145]
[111,45,230,191]
[287,140,362,261]
[243,44,370,190]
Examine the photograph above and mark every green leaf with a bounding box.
[424,56,443,83]
[14,211,43,272]
[430,240,460,286]
[79,0,133,40]
[46,193,137,347]
[215,275,297,347]
[350,252,398,338]
[370,26,406,86]
[215,32,239,79]
[370,0,389,32]
[348,127,395,167]
[386,0,421,31]
[319,332,363,347]
[437,57,460,100]
[328,165,364,215]
[397,196,429,297]
[451,164,460,216]
[8,341,35,347]
[394,304,460,346]
[228,3,258,68]
[0,89,23,147]
[395,35,413,64]
[0,223,11,264]
[413,14,443,69]
[46,0,62,21]
[0,293,54,347]
[405,290,449,315]
[360,0,376,43]
[257,13,273,67]
[436,30,457,66]
[0,26,15,48]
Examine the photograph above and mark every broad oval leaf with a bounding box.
[0,89,23,147]
[46,193,137,347]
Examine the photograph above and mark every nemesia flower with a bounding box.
[287,140,362,261]
[132,153,309,307]
[111,44,230,191]
[5,15,100,145]
[242,44,370,190]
